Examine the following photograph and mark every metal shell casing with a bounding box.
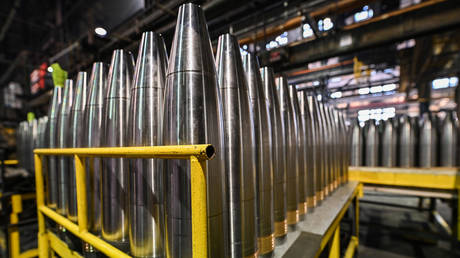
[310,97,324,201]
[364,120,379,167]
[419,113,438,168]
[381,118,397,167]
[300,93,316,207]
[243,53,275,255]
[84,62,107,235]
[288,85,307,217]
[216,33,257,258]
[440,111,458,166]
[260,67,287,239]
[101,49,134,251]
[398,115,415,167]
[68,72,88,222]
[128,31,168,258]
[46,86,63,209]
[276,76,299,226]
[163,3,228,257]
[350,119,362,166]
[56,79,74,215]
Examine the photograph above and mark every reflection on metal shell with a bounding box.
[440,111,458,166]
[310,97,324,201]
[276,76,299,226]
[419,113,437,168]
[381,118,397,167]
[288,86,307,217]
[300,93,317,207]
[84,62,107,235]
[47,86,62,209]
[398,115,415,167]
[364,119,379,167]
[68,72,87,222]
[101,49,134,251]
[128,31,168,258]
[350,119,362,166]
[57,79,74,216]
[243,53,275,255]
[163,3,227,257]
[216,33,257,258]
[260,67,287,238]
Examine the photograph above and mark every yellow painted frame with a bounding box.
[349,166,460,241]
[316,182,362,258]
[34,145,213,258]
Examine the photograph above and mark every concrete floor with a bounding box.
[357,191,460,258]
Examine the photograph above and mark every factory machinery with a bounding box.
[13,3,361,258]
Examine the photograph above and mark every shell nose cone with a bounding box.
[87,62,107,107]
[106,49,135,99]
[132,31,168,90]
[216,33,246,89]
[168,3,215,75]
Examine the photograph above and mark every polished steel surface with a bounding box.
[419,113,437,168]
[398,115,415,167]
[84,62,107,235]
[68,72,88,222]
[27,118,38,172]
[276,76,299,225]
[101,49,134,251]
[364,120,379,167]
[381,118,397,167]
[260,67,287,238]
[216,33,257,258]
[163,3,227,257]
[288,85,306,216]
[128,31,168,258]
[243,53,274,253]
[317,101,330,194]
[338,111,349,182]
[350,119,362,166]
[301,94,317,206]
[56,79,74,216]
[310,96,324,200]
[46,86,63,208]
[440,111,458,166]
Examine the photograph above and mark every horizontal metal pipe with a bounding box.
[34,145,215,160]
[39,206,130,258]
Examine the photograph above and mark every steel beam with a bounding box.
[260,0,460,71]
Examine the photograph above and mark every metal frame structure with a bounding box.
[34,145,214,258]
[349,166,460,242]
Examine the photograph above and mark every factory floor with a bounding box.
[358,191,460,258]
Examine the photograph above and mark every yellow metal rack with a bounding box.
[34,145,214,258]
[349,166,460,241]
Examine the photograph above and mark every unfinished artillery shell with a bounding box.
[243,53,275,254]
[419,113,437,168]
[364,119,379,167]
[260,67,287,239]
[84,62,107,236]
[47,86,63,209]
[350,119,363,166]
[101,49,134,251]
[288,85,307,217]
[440,111,458,166]
[398,115,415,167]
[216,33,257,258]
[128,31,168,258]
[381,118,397,167]
[56,79,74,216]
[163,3,228,257]
[68,72,88,222]
[276,76,299,226]
[299,92,316,208]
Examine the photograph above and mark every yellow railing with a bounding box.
[34,144,215,258]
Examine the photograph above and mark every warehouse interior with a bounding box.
[1,0,460,257]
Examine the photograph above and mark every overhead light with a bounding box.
[358,87,370,95]
[95,27,108,37]
[47,66,53,73]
